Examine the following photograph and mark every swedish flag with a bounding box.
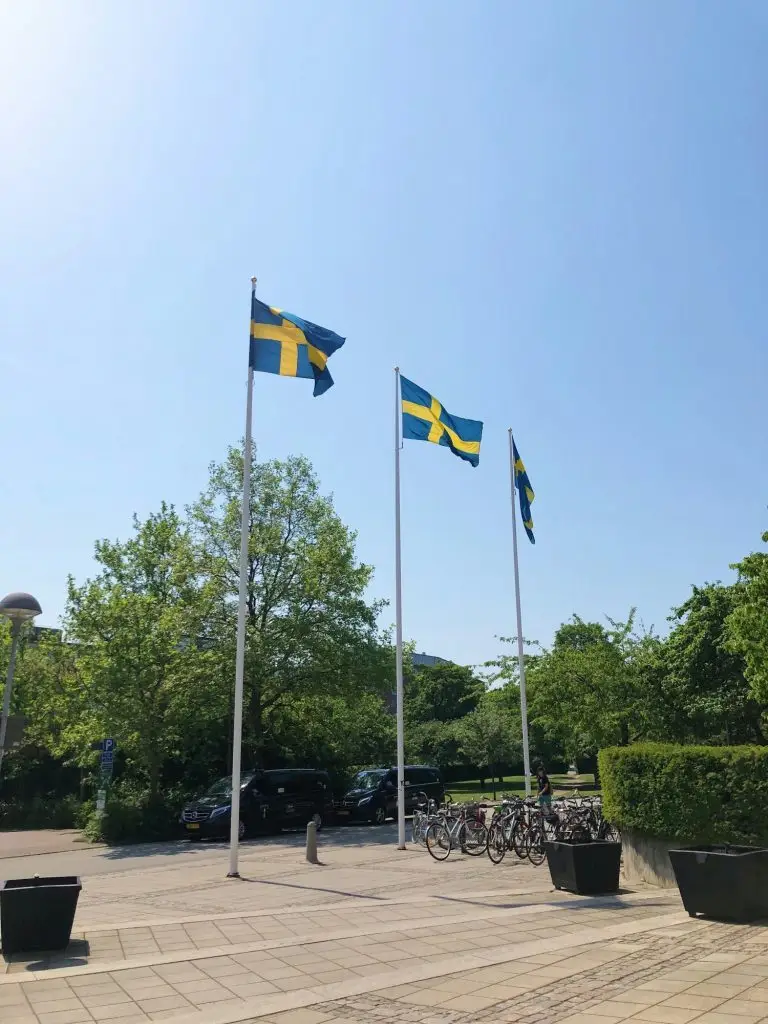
[249,296,345,397]
[513,439,535,543]
[400,375,483,467]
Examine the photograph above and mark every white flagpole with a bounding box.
[508,428,532,798]
[227,277,257,878]
[394,367,406,850]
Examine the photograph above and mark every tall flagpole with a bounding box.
[227,277,257,878]
[394,367,406,850]
[508,428,532,798]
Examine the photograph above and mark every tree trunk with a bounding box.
[144,737,162,798]
[147,756,161,798]
[491,765,497,801]
[249,682,265,768]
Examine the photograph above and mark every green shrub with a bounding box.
[600,742,768,845]
[74,799,95,831]
[0,795,83,831]
[82,793,182,845]
[50,795,80,829]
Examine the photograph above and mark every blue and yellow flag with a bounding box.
[400,375,483,468]
[513,439,535,543]
[249,296,345,397]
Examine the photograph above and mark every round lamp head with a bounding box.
[0,592,42,623]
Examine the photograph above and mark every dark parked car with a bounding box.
[336,765,444,825]
[181,768,334,841]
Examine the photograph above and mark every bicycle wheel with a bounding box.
[527,824,547,866]
[487,824,506,864]
[511,821,529,859]
[460,819,488,856]
[425,821,452,861]
[410,814,423,845]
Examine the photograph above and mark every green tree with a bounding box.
[456,691,521,799]
[483,636,563,769]
[188,447,389,764]
[525,613,659,764]
[405,719,464,770]
[11,628,92,763]
[270,692,395,787]
[403,662,484,768]
[64,504,219,795]
[728,534,768,710]
[655,582,762,744]
[404,662,484,725]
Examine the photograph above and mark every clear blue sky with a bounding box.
[2,1,767,668]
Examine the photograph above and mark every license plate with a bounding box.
[336,809,350,816]
[186,823,200,830]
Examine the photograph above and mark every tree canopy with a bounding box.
[4,436,768,839]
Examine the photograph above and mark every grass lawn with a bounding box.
[445,773,598,804]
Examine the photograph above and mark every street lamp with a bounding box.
[0,592,42,785]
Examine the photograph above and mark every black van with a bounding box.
[336,765,444,825]
[181,768,334,841]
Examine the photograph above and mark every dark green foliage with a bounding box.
[404,662,485,768]
[600,743,768,844]
[4,451,768,848]
[83,794,182,844]
[0,794,82,830]
[653,584,763,744]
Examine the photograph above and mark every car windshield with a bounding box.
[205,773,254,798]
[353,770,386,791]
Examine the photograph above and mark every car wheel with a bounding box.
[372,806,387,826]
[238,818,247,841]
[311,812,323,832]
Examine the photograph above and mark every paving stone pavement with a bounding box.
[3,828,767,1023]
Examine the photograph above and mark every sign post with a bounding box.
[91,739,115,815]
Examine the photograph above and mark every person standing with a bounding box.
[536,764,553,816]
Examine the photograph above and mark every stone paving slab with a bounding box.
[258,927,768,1024]
[2,907,687,1023]
[4,829,766,1024]
[0,888,675,978]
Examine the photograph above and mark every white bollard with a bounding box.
[306,820,319,865]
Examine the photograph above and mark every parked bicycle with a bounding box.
[425,803,488,861]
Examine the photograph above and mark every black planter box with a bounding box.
[545,840,622,895]
[668,845,768,923]
[1,876,82,956]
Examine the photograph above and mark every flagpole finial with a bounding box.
[250,276,257,289]
[394,366,400,373]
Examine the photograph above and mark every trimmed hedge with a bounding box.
[600,742,768,845]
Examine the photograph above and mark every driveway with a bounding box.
[0,827,98,860]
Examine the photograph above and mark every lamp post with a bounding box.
[0,592,42,786]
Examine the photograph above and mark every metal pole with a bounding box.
[394,367,406,850]
[0,621,22,787]
[228,278,256,878]
[508,429,532,798]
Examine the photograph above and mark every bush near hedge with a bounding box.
[599,742,768,845]
[82,793,184,844]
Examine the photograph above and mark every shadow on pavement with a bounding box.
[3,939,90,972]
[439,892,677,913]
[95,822,402,861]
[237,875,388,901]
